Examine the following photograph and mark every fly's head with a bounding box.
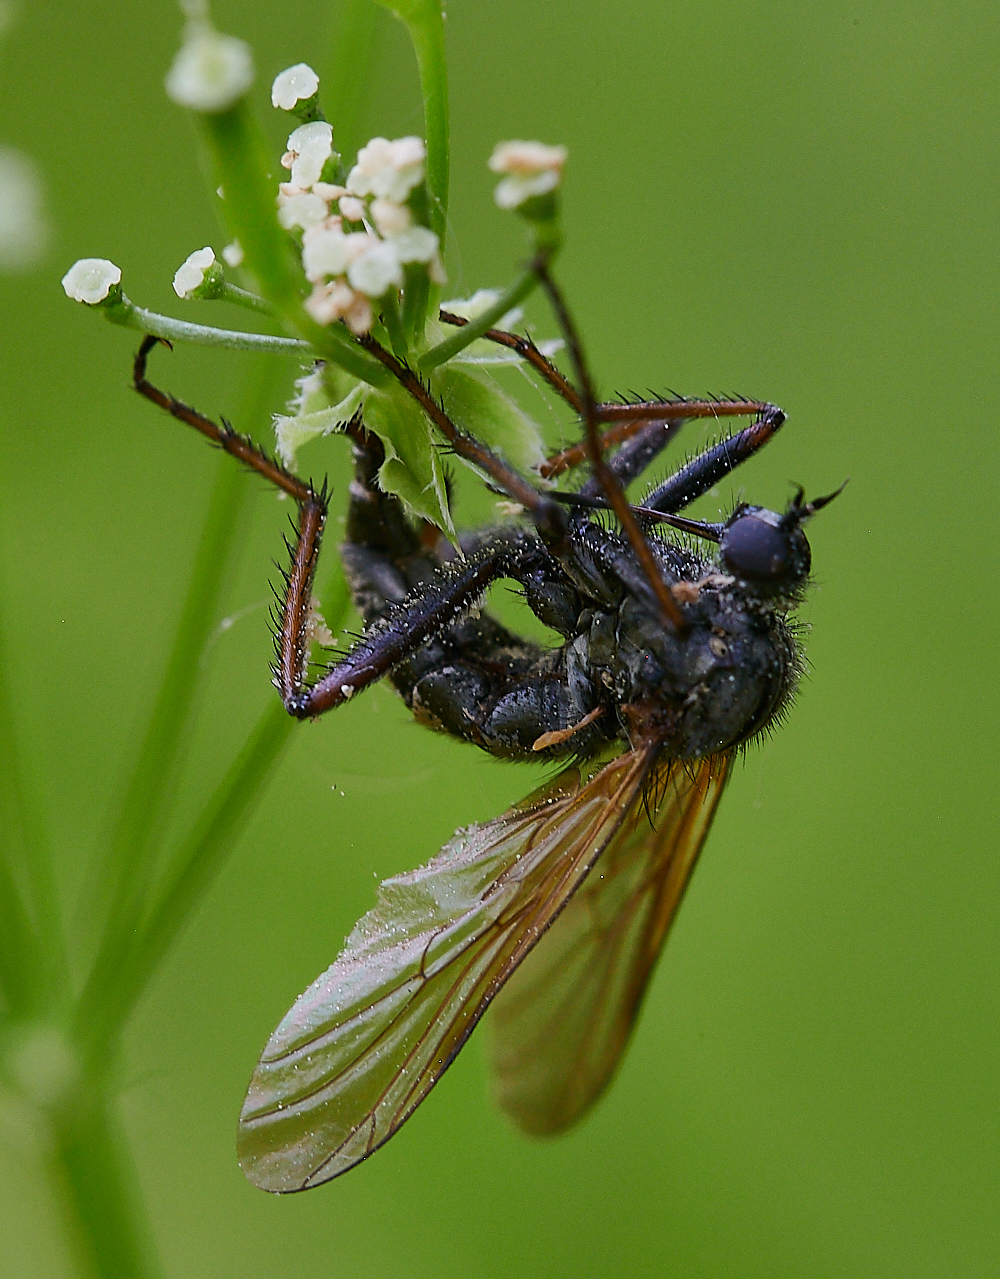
[608,484,844,758]
[718,483,845,605]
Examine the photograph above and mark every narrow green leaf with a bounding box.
[374,1,449,245]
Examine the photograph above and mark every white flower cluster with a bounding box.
[489,140,567,210]
[269,99,444,334]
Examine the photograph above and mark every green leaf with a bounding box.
[361,382,456,539]
[273,384,363,469]
[433,364,546,478]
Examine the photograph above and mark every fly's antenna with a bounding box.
[780,479,849,529]
[534,261,687,632]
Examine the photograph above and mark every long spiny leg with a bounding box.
[546,404,787,541]
[134,338,576,726]
[643,405,786,514]
[540,398,771,479]
[576,417,685,497]
[436,309,756,491]
[134,336,332,717]
[356,334,571,553]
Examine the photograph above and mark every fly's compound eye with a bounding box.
[720,507,810,591]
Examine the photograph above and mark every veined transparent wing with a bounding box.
[487,753,731,1136]
[238,744,661,1191]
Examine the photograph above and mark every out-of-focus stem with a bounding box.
[48,1074,164,1279]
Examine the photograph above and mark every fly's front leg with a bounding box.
[644,405,786,514]
[132,337,328,718]
[577,416,685,498]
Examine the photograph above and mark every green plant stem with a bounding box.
[419,267,540,370]
[324,0,382,162]
[73,358,283,1062]
[48,1077,163,1279]
[217,281,274,313]
[0,577,65,1017]
[0,854,40,1018]
[409,11,448,244]
[376,0,449,243]
[379,290,408,356]
[105,297,309,354]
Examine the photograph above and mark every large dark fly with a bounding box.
[131,267,840,1191]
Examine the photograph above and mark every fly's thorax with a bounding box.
[578,579,800,758]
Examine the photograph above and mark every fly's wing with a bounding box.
[487,753,731,1136]
[238,745,660,1191]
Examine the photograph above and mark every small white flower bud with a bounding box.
[370,197,410,237]
[277,191,328,231]
[489,140,567,210]
[61,257,122,304]
[342,291,374,335]
[312,182,347,203]
[271,63,319,111]
[172,245,216,298]
[0,148,47,270]
[165,25,254,113]
[222,240,244,267]
[347,239,403,298]
[286,121,333,189]
[488,140,567,176]
[338,195,366,223]
[301,227,351,282]
[301,215,343,247]
[347,135,426,203]
[493,171,560,210]
[389,225,438,264]
[304,280,372,334]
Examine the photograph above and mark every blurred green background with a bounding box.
[2,0,998,1275]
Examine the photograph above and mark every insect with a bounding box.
[131,265,840,1192]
